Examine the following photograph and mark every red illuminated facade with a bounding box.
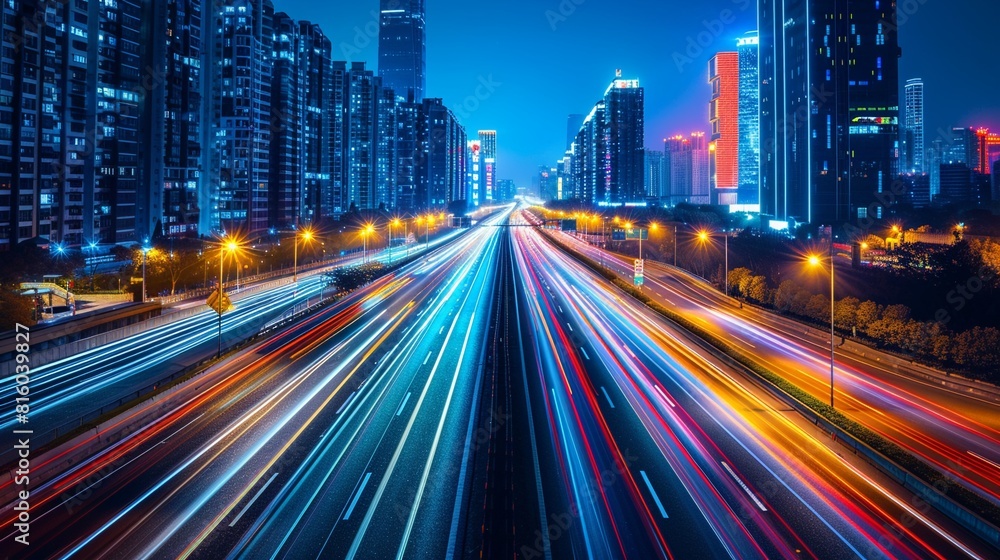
[976,127,1000,175]
[709,52,739,205]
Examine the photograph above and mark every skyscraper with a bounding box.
[479,130,497,204]
[207,0,274,235]
[567,114,585,147]
[1,0,89,250]
[665,133,710,206]
[759,0,900,226]
[378,0,426,103]
[737,32,760,207]
[602,74,645,203]
[269,12,304,229]
[296,21,335,225]
[342,62,380,213]
[904,78,925,174]
[709,52,739,206]
[416,99,466,209]
[376,87,398,211]
[394,100,421,211]
[644,150,665,199]
[143,0,205,239]
[467,140,482,207]
[945,127,979,166]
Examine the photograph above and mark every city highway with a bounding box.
[0,228,465,458]
[0,209,512,559]
[1,208,994,558]
[554,226,1000,510]
[509,212,991,559]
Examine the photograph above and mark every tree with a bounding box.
[856,300,882,328]
[805,294,830,321]
[773,280,802,313]
[834,297,860,330]
[743,276,769,304]
[162,249,202,295]
[881,304,911,323]
[728,267,752,296]
[0,288,35,327]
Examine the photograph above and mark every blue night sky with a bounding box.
[276,0,1000,187]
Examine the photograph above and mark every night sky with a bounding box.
[276,0,1000,187]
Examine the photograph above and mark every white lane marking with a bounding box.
[721,461,768,512]
[968,451,1000,471]
[396,392,412,416]
[439,326,444,335]
[580,347,590,360]
[336,391,357,415]
[566,323,573,332]
[558,305,564,313]
[640,470,669,519]
[600,386,615,409]
[654,385,676,408]
[230,472,279,527]
[343,472,372,521]
[622,344,636,358]
[423,351,433,365]
[730,334,757,349]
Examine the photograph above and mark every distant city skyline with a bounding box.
[275,0,1000,187]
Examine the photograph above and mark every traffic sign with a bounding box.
[625,228,648,240]
[207,289,232,314]
[634,258,644,286]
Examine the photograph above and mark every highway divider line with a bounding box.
[639,470,668,519]
[230,472,278,527]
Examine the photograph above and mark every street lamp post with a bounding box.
[217,239,238,358]
[697,230,729,295]
[293,228,313,282]
[218,244,225,358]
[141,246,151,303]
[389,219,401,265]
[673,225,678,267]
[809,252,836,408]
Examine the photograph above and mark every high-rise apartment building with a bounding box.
[709,52,739,206]
[904,78,925,174]
[564,72,644,205]
[143,0,204,239]
[759,0,900,226]
[378,0,426,102]
[417,99,466,209]
[478,130,497,204]
[737,32,760,207]
[207,0,274,235]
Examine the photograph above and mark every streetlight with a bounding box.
[389,218,402,265]
[86,241,99,290]
[697,229,729,295]
[140,245,152,303]
[216,237,240,358]
[673,225,678,267]
[362,223,375,264]
[293,227,313,282]
[807,252,836,408]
